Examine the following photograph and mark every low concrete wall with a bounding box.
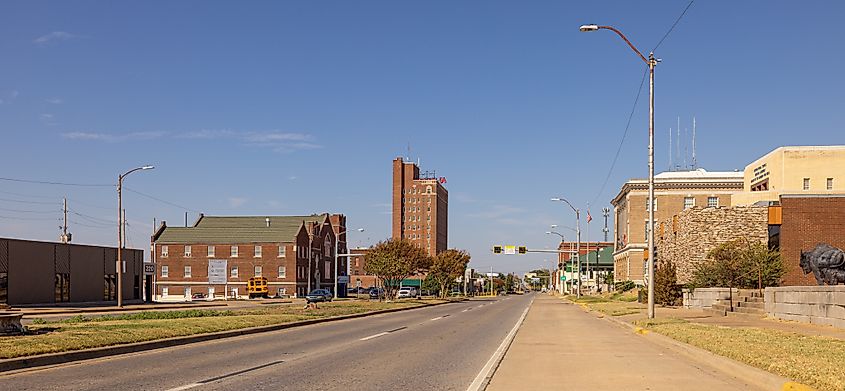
[764,286,845,329]
[682,288,738,309]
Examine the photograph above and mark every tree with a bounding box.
[690,238,785,311]
[364,239,432,300]
[654,260,680,306]
[428,249,470,298]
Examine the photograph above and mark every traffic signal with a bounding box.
[518,246,527,254]
[493,245,503,254]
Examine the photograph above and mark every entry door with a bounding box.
[208,286,215,299]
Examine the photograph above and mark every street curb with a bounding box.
[0,300,452,374]
[467,296,534,391]
[563,298,814,391]
[19,302,227,317]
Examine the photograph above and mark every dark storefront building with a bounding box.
[0,237,143,306]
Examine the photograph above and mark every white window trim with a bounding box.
[231,246,239,258]
[161,265,169,278]
[254,245,262,258]
[255,266,263,277]
[278,245,286,258]
[184,245,192,257]
[278,266,286,278]
[231,267,239,278]
[184,266,192,278]
[161,246,169,258]
[207,245,215,258]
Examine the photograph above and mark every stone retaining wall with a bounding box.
[657,206,768,284]
[682,287,738,309]
[764,286,845,329]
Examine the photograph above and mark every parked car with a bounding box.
[191,292,206,300]
[305,289,333,303]
[397,287,417,299]
[368,287,384,299]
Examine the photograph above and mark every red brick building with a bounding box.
[151,213,346,300]
[776,195,845,286]
[392,157,448,256]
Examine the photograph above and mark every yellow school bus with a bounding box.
[247,276,269,298]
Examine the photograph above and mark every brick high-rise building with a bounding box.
[392,157,448,256]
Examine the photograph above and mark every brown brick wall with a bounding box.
[780,196,845,286]
[392,158,448,256]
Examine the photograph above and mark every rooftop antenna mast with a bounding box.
[692,116,697,169]
[668,127,673,171]
[675,117,681,171]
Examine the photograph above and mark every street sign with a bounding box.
[356,279,362,288]
[504,245,516,255]
[144,263,155,275]
[208,259,228,284]
[338,275,349,284]
[560,275,567,281]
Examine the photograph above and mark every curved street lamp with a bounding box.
[551,197,581,298]
[580,23,658,318]
[117,165,154,307]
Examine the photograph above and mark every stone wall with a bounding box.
[682,287,738,309]
[657,206,768,284]
[764,286,845,328]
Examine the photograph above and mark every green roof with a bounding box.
[156,214,327,244]
[583,246,614,268]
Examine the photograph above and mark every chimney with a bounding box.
[265,217,271,228]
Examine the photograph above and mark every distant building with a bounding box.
[152,213,346,300]
[348,247,375,289]
[732,146,845,206]
[611,169,744,284]
[0,237,144,306]
[392,157,448,256]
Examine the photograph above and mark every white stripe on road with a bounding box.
[462,308,470,312]
[430,316,443,321]
[166,384,202,391]
[359,332,389,341]
[466,297,534,391]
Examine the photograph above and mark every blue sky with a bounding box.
[2,1,844,276]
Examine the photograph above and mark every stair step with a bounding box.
[736,301,764,309]
[726,310,764,318]
[733,306,764,314]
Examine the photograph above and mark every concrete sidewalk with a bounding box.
[487,295,766,391]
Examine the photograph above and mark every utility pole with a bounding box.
[60,197,70,244]
[122,209,126,248]
[602,207,610,242]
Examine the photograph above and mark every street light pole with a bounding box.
[334,227,364,298]
[580,23,658,318]
[545,231,565,294]
[117,165,154,308]
[551,197,581,299]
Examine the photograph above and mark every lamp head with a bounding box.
[141,165,155,170]
[356,228,365,232]
[545,231,552,235]
[579,24,599,32]
[550,224,558,228]
[550,197,561,202]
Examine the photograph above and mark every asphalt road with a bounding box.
[1,294,534,391]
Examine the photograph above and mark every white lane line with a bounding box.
[462,308,470,312]
[166,384,202,391]
[359,331,389,341]
[466,297,534,391]
[476,305,484,308]
[430,316,443,321]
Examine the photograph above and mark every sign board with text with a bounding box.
[208,259,228,284]
[504,245,516,255]
[338,275,349,284]
[144,263,155,275]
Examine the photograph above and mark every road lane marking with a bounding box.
[466,297,534,391]
[359,332,389,341]
[165,360,285,391]
[462,308,471,312]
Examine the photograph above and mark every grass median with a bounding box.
[634,318,845,391]
[565,291,644,317]
[1,300,440,360]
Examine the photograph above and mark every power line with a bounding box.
[68,218,113,229]
[652,1,694,52]
[0,189,60,200]
[0,206,61,214]
[69,210,117,225]
[589,67,649,207]
[124,187,201,213]
[0,176,114,187]
[0,197,61,205]
[0,214,61,222]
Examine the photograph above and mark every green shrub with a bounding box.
[614,280,635,292]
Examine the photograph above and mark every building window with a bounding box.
[161,265,169,278]
[254,245,262,258]
[683,197,695,209]
[184,245,192,257]
[278,245,286,257]
[184,266,191,278]
[803,178,810,190]
[161,286,169,297]
[278,266,286,278]
[707,197,719,208]
[208,245,215,258]
[644,221,650,239]
[185,287,192,299]
[231,267,238,278]
[827,178,834,190]
[324,261,331,278]
[161,246,168,258]
[254,266,262,277]
[427,186,432,194]
[231,246,239,257]
[646,198,657,211]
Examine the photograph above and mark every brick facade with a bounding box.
[779,195,845,286]
[392,157,448,256]
[656,206,768,284]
